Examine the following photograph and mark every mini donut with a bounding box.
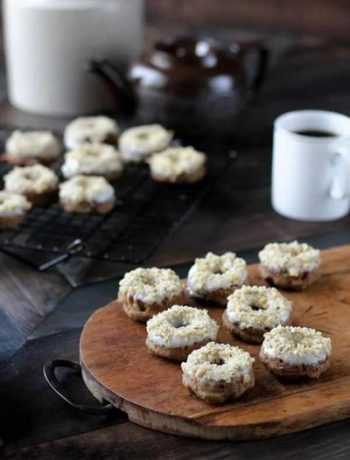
[64,116,120,149]
[181,342,255,403]
[4,165,59,206]
[146,305,219,361]
[148,146,207,184]
[5,130,60,165]
[222,286,292,344]
[259,241,321,290]
[118,267,184,322]
[260,325,332,380]
[0,191,31,229]
[119,124,173,162]
[59,175,115,214]
[187,252,248,305]
[61,143,123,181]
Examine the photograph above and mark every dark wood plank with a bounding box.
[0,329,125,450]
[147,0,350,40]
[3,415,350,460]
[0,252,70,361]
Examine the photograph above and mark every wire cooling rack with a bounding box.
[0,127,232,270]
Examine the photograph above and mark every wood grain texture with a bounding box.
[80,244,350,440]
[146,0,350,40]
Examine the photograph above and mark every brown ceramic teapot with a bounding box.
[89,36,268,137]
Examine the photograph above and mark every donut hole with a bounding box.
[210,356,225,366]
[23,171,37,181]
[171,318,189,329]
[137,132,149,141]
[250,303,263,311]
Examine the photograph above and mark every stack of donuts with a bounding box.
[117,241,332,404]
[0,117,208,228]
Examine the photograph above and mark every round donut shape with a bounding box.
[181,342,255,403]
[258,241,321,291]
[146,305,219,362]
[187,252,248,306]
[260,325,332,380]
[223,286,292,344]
[118,268,184,322]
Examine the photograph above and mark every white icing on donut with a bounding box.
[118,267,182,305]
[6,130,60,161]
[226,285,292,330]
[61,143,123,179]
[64,116,119,149]
[259,241,320,277]
[146,305,218,348]
[148,147,206,182]
[0,191,31,216]
[59,175,115,205]
[261,325,332,366]
[4,165,59,194]
[181,342,254,384]
[187,252,247,297]
[119,124,173,162]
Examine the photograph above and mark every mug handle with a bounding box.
[330,148,350,200]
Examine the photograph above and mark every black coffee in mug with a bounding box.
[294,129,338,138]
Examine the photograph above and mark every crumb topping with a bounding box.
[148,147,206,182]
[181,342,255,384]
[64,116,119,149]
[0,191,31,216]
[226,285,292,330]
[4,165,58,194]
[187,252,247,296]
[147,305,218,348]
[62,143,123,178]
[6,130,60,160]
[59,175,115,204]
[261,325,332,365]
[259,241,320,276]
[119,124,173,162]
[119,267,182,304]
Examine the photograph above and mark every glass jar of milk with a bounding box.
[3,0,144,115]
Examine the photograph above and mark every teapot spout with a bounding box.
[88,59,137,115]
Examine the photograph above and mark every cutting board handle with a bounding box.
[43,359,114,415]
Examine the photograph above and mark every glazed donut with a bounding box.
[64,116,119,149]
[61,143,123,181]
[119,124,173,162]
[222,286,292,344]
[260,325,332,380]
[148,147,207,183]
[4,165,59,206]
[59,175,115,214]
[181,342,255,403]
[259,241,320,290]
[0,191,31,229]
[118,267,184,322]
[146,305,219,361]
[5,130,60,165]
[187,252,247,305]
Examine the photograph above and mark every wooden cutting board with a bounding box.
[80,244,350,441]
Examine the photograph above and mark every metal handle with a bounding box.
[43,359,114,415]
[39,239,84,271]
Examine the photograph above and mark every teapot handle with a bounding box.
[88,59,137,114]
[240,43,269,92]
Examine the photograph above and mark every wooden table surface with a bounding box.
[1,34,350,459]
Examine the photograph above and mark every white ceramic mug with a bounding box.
[272,110,350,221]
[3,0,144,115]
